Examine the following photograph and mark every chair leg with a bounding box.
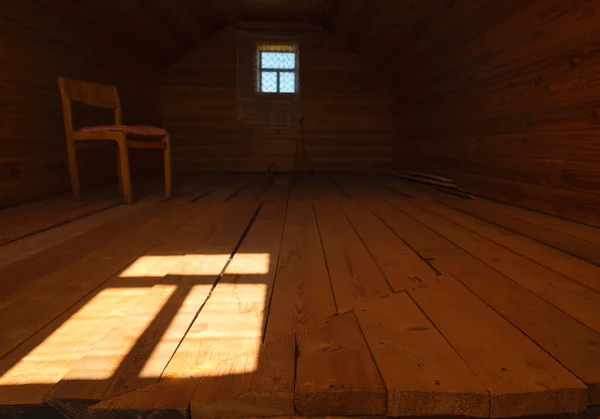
[66,141,81,200]
[117,139,133,204]
[164,135,172,198]
[116,148,123,194]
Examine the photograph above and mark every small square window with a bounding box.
[257,44,298,94]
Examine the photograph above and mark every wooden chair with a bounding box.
[57,77,172,204]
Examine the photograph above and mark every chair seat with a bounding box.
[79,125,168,136]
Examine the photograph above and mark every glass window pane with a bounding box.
[261,71,278,93]
[261,52,296,69]
[279,72,296,93]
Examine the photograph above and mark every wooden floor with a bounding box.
[1,173,600,419]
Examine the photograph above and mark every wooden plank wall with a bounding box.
[160,25,393,172]
[0,3,162,207]
[392,0,600,227]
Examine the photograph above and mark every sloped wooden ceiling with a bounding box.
[22,0,578,91]
[45,0,329,69]
[9,0,532,74]
[48,1,538,82]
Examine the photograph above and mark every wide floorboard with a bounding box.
[0,172,599,419]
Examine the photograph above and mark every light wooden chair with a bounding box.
[57,77,172,204]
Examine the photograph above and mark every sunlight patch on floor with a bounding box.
[161,282,268,378]
[60,285,177,380]
[120,254,271,277]
[0,287,149,385]
[118,255,183,278]
[0,253,272,386]
[137,283,216,378]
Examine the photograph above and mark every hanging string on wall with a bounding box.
[236,30,302,126]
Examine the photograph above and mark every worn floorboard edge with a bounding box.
[264,200,337,342]
[190,333,296,419]
[84,334,296,419]
[355,293,489,417]
[314,200,391,313]
[424,197,600,294]
[295,312,386,417]
[389,197,600,335]
[367,199,600,407]
[409,276,588,418]
[0,194,162,268]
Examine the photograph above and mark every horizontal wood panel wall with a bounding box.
[393,0,600,227]
[0,3,162,207]
[161,26,393,172]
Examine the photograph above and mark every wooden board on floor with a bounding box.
[229,173,271,202]
[161,202,285,379]
[2,174,599,418]
[196,173,249,203]
[410,276,588,418]
[90,333,296,419]
[289,174,317,200]
[477,198,600,247]
[429,198,600,293]
[264,200,337,342]
[44,203,258,414]
[314,200,391,313]
[0,281,154,408]
[354,174,399,198]
[259,173,292,203]
[441,196,600,266]
[190,333,296,419]
[368,198,600,406]
[0,201,200,360]
[333,174,377,200]
[355,292,489,417]
[295,312,386,417]
[341,201,437,292]
[89,204,291,419]
[391,197,600,334]
[0,193,122,247]
[88,378,198,419]
[314,173,348,200]
[172,172,225,202]
[170,173,212,197]
[0,194,162,270]
[374,175,421,199]
[0,196,161,298]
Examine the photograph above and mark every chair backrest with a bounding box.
[57,77,122,137]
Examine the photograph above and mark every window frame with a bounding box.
[256,44,298,95]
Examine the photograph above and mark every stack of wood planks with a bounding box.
[0,173,599,419]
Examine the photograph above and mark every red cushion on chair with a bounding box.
[79,125,168,136]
